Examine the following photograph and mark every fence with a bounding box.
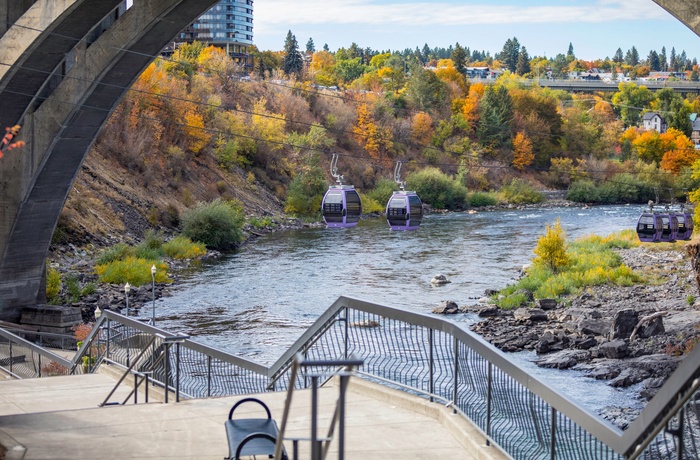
[9,296,700,459]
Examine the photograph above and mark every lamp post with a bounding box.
[124,282,131,317]
[151,265,157,326]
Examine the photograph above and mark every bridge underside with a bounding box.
[0,0,218,321]
[653,1,700,37]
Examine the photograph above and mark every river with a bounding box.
[153,204,646,413]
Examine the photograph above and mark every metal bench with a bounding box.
[224,397,288,460]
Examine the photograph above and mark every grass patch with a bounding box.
[162,235,207,259]
[495,230,642,309]
[96,257,170,286]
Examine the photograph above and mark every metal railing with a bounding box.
[7,296,700,459]
[0,328,76,378]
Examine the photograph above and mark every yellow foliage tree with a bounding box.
[512,131,534,171]
[251,98,286,151]
[533,219,569,273]
[411,112,434,145]
[353,103,393,161]
[182,109,210,154]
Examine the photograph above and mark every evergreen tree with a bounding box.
[566,42,575,59]
[670,47,677,71]
[660,46,667,71]
[669,98,693,137]
[680,50,688,70]
[499,37,520,73]
[282,30,303,76]
[516,46,531,75]
[625,46,639,66]
[691,69,699,81]
[451,42,467,75]
[648,50,660,71]
[477,85,514,149]
[323,43,329,52]
[306,37,315,54]
[421,43,431,63]
[613,48,624,63]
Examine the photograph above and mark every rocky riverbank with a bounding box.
[449,244,700,427]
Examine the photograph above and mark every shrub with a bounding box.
[532,219,569,273]
[360,193,384,214]
[466,191,499,207]
[162,235,207,259]
[65,275,81,303]
[182,198,245,250]
[96,257,170,286]
[248,216,274,229]
[567,180,599,203]
[284,166,327,217]
[96,243,134,265]
[141,229,164,250]
[406,167,467,210]
[500,179,545,205]
[46,265,61,302]
[134,246,163,261]
[366,177,397,206]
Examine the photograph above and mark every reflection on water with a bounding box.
[154,205,645,412]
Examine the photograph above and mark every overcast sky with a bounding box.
[252,0,700,62]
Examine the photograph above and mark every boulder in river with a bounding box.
[430,274,451,285]
[433,300,460,314]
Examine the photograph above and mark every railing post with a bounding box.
[38,354,42,377]
[134,373,138,404]
[452,336,458,414]
[207,355,212,397]
[311,375,319,460]
[487,362,492,446]
[175,342,181,403]
[550,407,557,460]
[429,329,434,403]
[106,319,111,360]
[164,343,170,404]
[9,341,12,373]
[343,307,349,359]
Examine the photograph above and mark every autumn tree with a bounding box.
[533,219,569,273]
[411,112,434,145]
[512,132,534,171]
[353,102,393,161]
[612,82,654,127]
[282,30,303,76]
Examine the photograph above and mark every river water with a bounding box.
[154,204,646,412]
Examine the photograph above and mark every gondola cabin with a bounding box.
[321,185,362,228]
[386,191,423,231]
[659,213,679,242]
[637,213,663,242]
[674,211,694,240]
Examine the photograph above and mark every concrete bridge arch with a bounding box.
[0,0,218,321]
[0,1,699,321]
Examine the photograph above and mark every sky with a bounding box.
[253,0,700,62]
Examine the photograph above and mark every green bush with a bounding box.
[96,257,170,286]
[566,179,599,203]
[65,275,81,303]
[96,243,134,266]
[134,246,163,261]
[140,229,164,250]
[248,216,274,229]
[46,265,61,302]
[366,177,397,206]
[162,235,207,259]
[500,179,545,205]
[406,167,467,210]
[284,166,327,217]
[182,198,245,250]
[466,191,499,207]
[360,193,384,214]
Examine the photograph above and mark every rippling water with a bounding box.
[153,204,646,412]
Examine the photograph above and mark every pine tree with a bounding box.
[499,37,520,73]
[567,42,575,59]
[282,30,303,76]
[660,46,667,71]
[451,42,467,75]
[613,48,624,63]
[305,37,315,54]
[323,43,329,52]
[516,46,531,76]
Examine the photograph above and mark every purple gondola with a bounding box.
[321,185,362,228]
[674,211,694,240]
[637,212,663,242]
[386,191,423,231]
[659,213,679,242]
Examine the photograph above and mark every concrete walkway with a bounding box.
[0,372,507,459]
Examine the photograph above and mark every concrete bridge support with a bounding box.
[653,1,700,37]
[0,0,218,321]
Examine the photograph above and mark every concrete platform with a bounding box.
[0,372,507,459]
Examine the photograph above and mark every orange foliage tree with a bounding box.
[411,112,434,145]
[353,102,393,161]
[0,125,24,157]
[512,131,534,171]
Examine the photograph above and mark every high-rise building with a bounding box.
[175,0,253,67]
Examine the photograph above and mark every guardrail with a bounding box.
[13,296,700,459]
[0,328,77,378]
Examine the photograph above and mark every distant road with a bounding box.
[471,78,700,94]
